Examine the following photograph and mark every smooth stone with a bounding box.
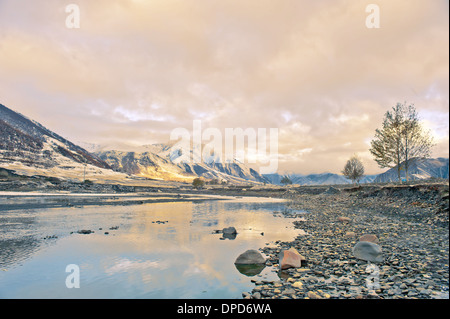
[292,281,303,289]
[307,291,322,299]
[283,288,296,295]
[223,227,237,234]
[252,292,261,299]
[344,231,356,238]
[234,249,266,265]
[352,241,383,263]
[338,217,351,223]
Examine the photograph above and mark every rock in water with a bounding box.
[77,229,93,234]
[223,227,237,235]
[279,248,305,270]
[234,249,266,265]
[352,241,383,263]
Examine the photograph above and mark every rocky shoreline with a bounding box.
[243,183,449,299]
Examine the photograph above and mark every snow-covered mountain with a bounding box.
[0,103,109,170]
[96,150,195,182]
[0,103,268,184]
[2,103,447,186]
[96,141,269,184]
[374,157,449,183]
[0,103,140,183]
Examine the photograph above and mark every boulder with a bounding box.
[279,248,305,270]
[352,241,383,263]
[223,227,237,235]
[234,249,266,265]
[359,234,379,244]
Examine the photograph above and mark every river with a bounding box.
[0,196,305,299]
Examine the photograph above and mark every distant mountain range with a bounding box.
[262,172,377,186]
[263,158,449,186]
[374,157,449,183]
[1,103,448,185]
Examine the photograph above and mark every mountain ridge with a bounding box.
[374,157,449,183]
[0,103,110,170]
[262,172,378,186]
[95,147,269,184]
[1,103,448,186]
[0,103,269,184]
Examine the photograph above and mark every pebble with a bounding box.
[244,184,449,299]
[252,292,261,299]
[307,291,322,299]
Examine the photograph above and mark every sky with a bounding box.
[0,0,448,175]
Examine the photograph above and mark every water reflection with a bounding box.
[0,197,305,298]
[0,238,43,269]
[222,232,237,240]
[234,264,266,277]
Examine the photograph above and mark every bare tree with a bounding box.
[342,155,365,185]
[370,104,404,181]
[370,102,434,182]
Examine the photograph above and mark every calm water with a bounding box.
[0,197,305,299]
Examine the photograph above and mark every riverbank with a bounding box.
[244,183,449,299]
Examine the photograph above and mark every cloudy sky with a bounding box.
[0,0,448,174]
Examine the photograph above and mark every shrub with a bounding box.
[192,178,205,189]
